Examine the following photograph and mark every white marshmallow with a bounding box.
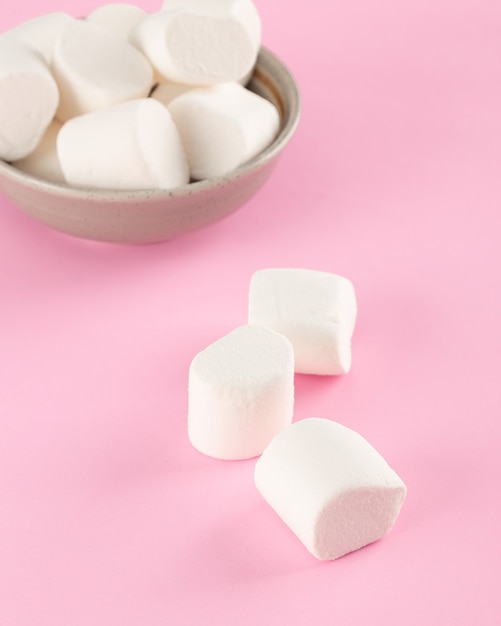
[255,418,407,560]
[167,82,280,179]
[0,12,72,65]
[248,269,357,375]
[57,98,189,190]
[162,0,260,87]
[161,0,261,48]
[51,18,154,122]
[188,325,295,460]
[131,0,261,85]
[87,3,148,39]
[150,81,195,107]
[0,41,59,161]
[13,120,65,184]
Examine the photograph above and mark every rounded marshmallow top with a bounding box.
[51,18,154,122]
[188,325,295,460]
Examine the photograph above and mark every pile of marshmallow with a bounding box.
[188,268,407,560]
[0,1,279,190]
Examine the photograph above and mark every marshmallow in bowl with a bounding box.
[51,18,154,122]
[0,12,72,65]
[86,3,148,39]
[188,325,294,460]
[255,418,407,560]
[131,0,261,85]
[13,120,65,184]
[150,81,195,107]
[161,0,261,49]
[0,2,281,192]
[0,41,59,161]
[248,269,357,375]
[167,82,280,179]
[57,98,189,190]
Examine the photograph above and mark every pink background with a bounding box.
[1,1,500,624]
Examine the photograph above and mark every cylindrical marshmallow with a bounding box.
[167,82,280,179]
[161,0,261,48]
[188,325,295,460]
[248,269,357,375]
[12,120,65,184]
[57,98,189,190]
[131,0,261,85]
[0,12,72,65]
[0,41,59,161]
[51,18,154,122]
[86,3,148,39]
[255,418,407,560]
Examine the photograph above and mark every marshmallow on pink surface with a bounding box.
[131,0,261,85]
[255,418,407,560]
[57,98,189,190]
[248,269,357,375]
[168,82,280,179]
[188,325,294,461]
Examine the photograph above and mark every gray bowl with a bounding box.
[0,47,300,244]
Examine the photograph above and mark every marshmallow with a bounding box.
[255,418,407,560]
[0,41,59,161]
[150,81,195,107]
[57,98,189,190]
[161,0,261,48]
[51,18,154,122]
[188,325,295,460]
[87,3,148,39]
[248,269,357,375]
[131,0,261,85]
[12,120,65,184]
[0,12,72,65]
[168,82,280,179]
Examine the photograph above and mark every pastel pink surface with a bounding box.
[1,1,500,625]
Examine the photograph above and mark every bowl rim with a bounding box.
[0,45,301,202]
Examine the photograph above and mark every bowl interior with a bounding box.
[0,47,300,244]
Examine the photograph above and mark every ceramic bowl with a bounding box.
[0,47,300,244]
